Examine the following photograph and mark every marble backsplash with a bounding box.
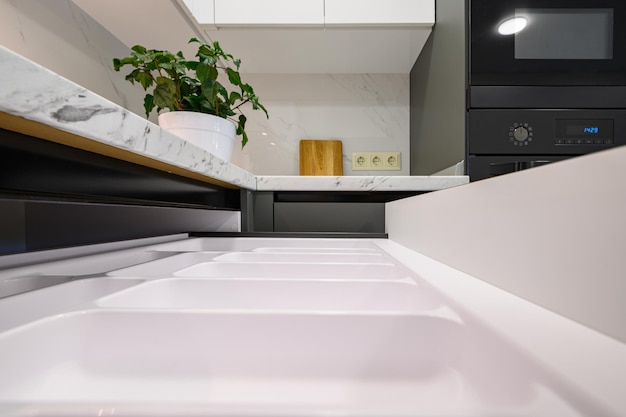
[0,0,410,176]
[232,73,410,176]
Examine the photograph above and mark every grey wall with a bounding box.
[410,0,466,175]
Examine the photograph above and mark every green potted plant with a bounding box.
[113,37,268,162]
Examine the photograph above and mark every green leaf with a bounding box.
[215,81,229,102]
[196,63,218,82]
[131,45,147,54]
[179,81,198,100]
[124,69,139,84]
[240,83,254,95]
[197,44,215,60]
[226,68,241,86]
[143,94,155,117]
[201,78,216,101]
[153,77,177,110]
[238,114,249,148]
[199,99,216,114]
[135,72,153,90]
[228,91,242,106]
[183,95,207,113]
[257,101,269,118]
[237,114,247,135]
[249,97,269,118]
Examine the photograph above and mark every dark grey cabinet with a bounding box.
[242,190,422,234]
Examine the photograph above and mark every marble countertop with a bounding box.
[256,175,468,191]
[0,46,468,192]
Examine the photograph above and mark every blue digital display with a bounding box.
[566,125,601,136]
[558,119,613,140]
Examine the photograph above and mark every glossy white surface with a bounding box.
[0,237,624,417]
[96,278,442,311]
[0,278,143,334]
[106,240,409,279]
[158,111,237,162]
[0,311,463,409]
[210,251,390,263]
[376,239,626,417]
[173,261,409,280]
[0,309,585,417]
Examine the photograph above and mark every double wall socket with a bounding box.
[352,152,401,171]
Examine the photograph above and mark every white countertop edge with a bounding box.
[377,239,626,417]
[256,175,469,191]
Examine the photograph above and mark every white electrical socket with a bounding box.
[351,152,401,171]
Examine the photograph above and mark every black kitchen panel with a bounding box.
[0,128,239,209]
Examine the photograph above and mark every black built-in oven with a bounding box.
[466,0,626,181]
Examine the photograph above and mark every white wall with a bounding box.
[386,146,626,343]
[0,0,410,176]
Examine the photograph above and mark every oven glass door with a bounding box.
[469,0,626,86]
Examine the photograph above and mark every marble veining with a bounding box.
[231,73,411,176]
[51,104,117,123]
[0,46,468,192]
[256,176,468,191]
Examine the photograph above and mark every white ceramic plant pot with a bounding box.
[158,111,237,162]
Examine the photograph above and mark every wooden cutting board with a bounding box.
[299,140,343,176]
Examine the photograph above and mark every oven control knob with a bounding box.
[513,126,529,142]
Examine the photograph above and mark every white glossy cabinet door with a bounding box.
[214,0,324,26]
[325,0,435,26]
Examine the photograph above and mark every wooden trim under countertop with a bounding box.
[0,111,239,190]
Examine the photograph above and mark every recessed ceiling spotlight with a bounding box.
[497,16,528,35]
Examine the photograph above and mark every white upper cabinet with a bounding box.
[172,0,435,73]
[181,0,214,25]
[214,0,324,26]
[185,0,434,27]
[324,0,435,26]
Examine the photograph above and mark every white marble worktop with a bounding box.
[0,46,468,192]
[256,175,468,191]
